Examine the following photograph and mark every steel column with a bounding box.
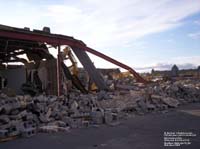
[57,46,62,96]
[72,47,107,90]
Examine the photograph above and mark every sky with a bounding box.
[0,0,200,72]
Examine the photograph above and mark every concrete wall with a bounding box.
[38,59,57,95]
[0,67,26,94]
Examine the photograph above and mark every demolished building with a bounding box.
[0,24,147,96]
[0,24,200,142]
[0,24,148,141]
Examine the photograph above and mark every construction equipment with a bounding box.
[61,47,88,93]
[61,62,88,93]
[60,46,107,92]
[62,47,99,92]
[62,47,79,76]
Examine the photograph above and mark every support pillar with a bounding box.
[72,47,107,90]
[57,45,62,96]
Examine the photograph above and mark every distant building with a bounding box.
[151,65,200,79]
[198,66,200,71]
[151,69,155,74]
[171,65,179,77]
[198,66,200,77]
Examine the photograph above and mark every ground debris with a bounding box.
[0,79,200,141]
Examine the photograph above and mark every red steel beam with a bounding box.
[0,27,147,83]
[0,29,85,47]
[81,46,148,83]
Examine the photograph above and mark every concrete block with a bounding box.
[1,104,12,114]
[39,126,58,133]
[8,126,20,136]
[0,129,8,138]
[0,115,10,124]
[69,119,83,128]
[23,121,36,129]
[62,116,72,127]
[104,111,113,124]
[21,128,36,137]
[91,109,104,125]
[39,114,51,123]
[161,97,179,108]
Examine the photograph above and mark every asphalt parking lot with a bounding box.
[1,103,200,149]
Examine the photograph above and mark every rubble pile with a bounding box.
[98,80,200,115]
[151,80,200,106]
[0,93,117,139]
[0,79,199,140]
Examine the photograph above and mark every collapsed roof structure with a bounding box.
[0,24,147,96]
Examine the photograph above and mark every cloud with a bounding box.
[188,31,200,39]
[194,20,200,25]
[0,0,200,70]
[1,0,200,49]
[41,0,200,49]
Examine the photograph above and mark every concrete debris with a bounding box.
[0,79,200,140]
[39,126,69,133]
[0,93,118,139]
[98,80,200,115]
[161,97,180,108]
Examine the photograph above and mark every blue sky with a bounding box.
[0,0,200,72]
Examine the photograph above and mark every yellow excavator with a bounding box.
[62,47,98,91]
[62,47,79,76]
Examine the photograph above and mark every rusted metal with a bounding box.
[81,46,148,84]
[0,24,147,84]
[72,47,107,90]
[57,46,62,96]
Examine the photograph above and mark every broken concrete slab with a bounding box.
[161,97,180,108]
